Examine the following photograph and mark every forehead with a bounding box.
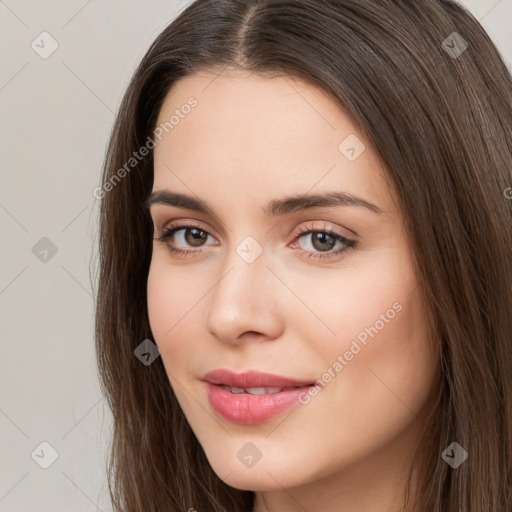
[152,70,398,216]
[155,69,354,150]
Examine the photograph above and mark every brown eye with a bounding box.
[306,232,337,252]
[292,223,356,261]
[155,222,356,262]
[155,223,218,257]
[181,227,208,247]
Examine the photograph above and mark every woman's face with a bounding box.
[147,69,439,502]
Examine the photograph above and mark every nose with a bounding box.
[205,245,284,345]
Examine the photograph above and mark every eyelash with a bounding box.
[154,222,357,261]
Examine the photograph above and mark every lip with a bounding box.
[202,369,315,388]
[202,369,315,424]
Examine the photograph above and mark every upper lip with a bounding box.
[202,369,315,388]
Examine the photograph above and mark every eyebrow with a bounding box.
[143,190,383,216]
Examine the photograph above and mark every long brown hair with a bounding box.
[94,1,512,510]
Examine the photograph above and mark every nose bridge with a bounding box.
[205,236,282,342]
[216,230,269,297]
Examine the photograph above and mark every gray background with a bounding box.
[0,0,510,510]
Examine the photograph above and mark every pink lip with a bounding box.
[202,369,315,424]
[202,369,314,388]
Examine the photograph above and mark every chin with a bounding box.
[219,471,290,492]
[207,454,308,492]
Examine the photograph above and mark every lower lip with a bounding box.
[205,382,313,424]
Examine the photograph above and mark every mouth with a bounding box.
[201,368,315,389]
[217,385,309,395]
[201,369,316,424]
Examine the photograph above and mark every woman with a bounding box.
[94,1,512,510]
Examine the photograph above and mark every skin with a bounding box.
[147,69,440,512]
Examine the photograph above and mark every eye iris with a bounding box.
[185,228,207,247]
[311,232,335,252]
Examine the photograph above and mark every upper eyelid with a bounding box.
[150,209,228,240]
[148,202,362,238]
[157,223,355,263]
[157,219,219,239]
[159,221,353,244]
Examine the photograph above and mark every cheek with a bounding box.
[147,260,172,340]
[326,286,437,436]
[291,246,417,352]
[304,247,437,426]
[147,258,193,350]
[147,255,213,387]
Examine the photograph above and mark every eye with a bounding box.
[154,223,217,258]
[292,222,356,261]
[154,221,357,261]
